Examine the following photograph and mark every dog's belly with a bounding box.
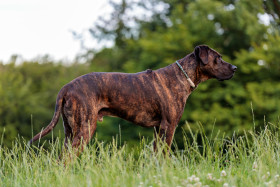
[97,107,161,127]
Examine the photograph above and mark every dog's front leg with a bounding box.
[153,120,176,153]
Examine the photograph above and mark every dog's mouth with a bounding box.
[217,73,235,81]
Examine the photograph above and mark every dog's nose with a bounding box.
[231,65,237,72]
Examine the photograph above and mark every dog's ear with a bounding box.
[194,45,209,65]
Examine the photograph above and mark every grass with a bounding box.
[0,123,280,187]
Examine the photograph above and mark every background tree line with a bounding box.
[1,0,280,148]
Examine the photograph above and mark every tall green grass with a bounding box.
[1,123,280,187]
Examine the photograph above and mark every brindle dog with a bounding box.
[29,45,237,154]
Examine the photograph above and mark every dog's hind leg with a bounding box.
[62,112,73,148]
[71,114,98,157]
[58,112,74,160]
[153,126,160,152]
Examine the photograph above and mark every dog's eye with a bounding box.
[215,57,221,64]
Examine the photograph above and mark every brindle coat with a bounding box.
[29,45,237,154]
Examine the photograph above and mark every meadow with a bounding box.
[0,123,279,187]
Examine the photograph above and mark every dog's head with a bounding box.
[194,45,237,81]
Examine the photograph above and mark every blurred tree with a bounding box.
[263,0,280,27]
[0,64,35,147]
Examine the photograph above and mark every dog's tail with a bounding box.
[28,88,65,145]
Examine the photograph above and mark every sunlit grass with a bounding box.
[0,122,280,187]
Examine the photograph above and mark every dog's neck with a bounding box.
[176,53,211,91]
[154,53,211,97]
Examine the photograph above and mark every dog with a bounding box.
[29,45,237,154]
